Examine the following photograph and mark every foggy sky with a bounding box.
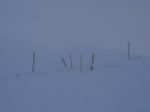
[0,0,150,55]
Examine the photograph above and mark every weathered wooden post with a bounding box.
[61,57,67,68]
[32,51,36,73]
[69,52,73,69]
[128,42,130,60]
[90,54,95,71]
[80,55,83,73]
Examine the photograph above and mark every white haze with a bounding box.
[0,0,150,55]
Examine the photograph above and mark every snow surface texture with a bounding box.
[0,47,150,112]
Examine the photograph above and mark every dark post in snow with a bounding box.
[80,55,83,73]
[61,57,67,68]
[32,51,36,73]
[90,54,95,71]
[69,52,73,69]
[128,42,130,60]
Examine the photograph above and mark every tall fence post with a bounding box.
[90,54,95,71]
[32,51,36,73]
[80,55,83,73]
[128,42,130,60]
[69,52,73,69]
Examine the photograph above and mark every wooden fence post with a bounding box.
[90,54,95,71]
[80,55,83,73]
[69,52,73,69]
[32,51,36,73]
[61,57,67,68]
[128,42,130,60]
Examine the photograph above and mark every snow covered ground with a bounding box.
[1,0,150,111]
[0,47,150,112]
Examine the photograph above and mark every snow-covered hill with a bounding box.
[0,47,150,112]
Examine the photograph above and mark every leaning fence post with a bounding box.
[61,57,67,68]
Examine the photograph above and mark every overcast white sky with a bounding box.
[0,0,150,55]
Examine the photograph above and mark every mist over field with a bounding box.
[0,0,150,55]
[0,0,150,112]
